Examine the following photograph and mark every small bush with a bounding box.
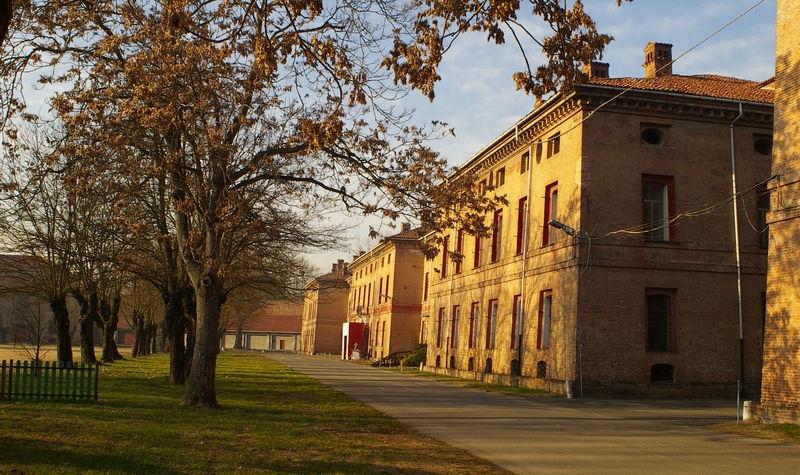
[402,344,427,367]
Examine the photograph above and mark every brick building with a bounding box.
[347,224,424,361]
[759,0,800,423]
[301,260,350,355]
[424,43,773,397]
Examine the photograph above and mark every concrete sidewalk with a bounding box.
[268,353,800,475]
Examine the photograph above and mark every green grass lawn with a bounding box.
[0,353,508,475]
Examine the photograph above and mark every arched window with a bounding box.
[485,358,493,374]
[536,361,547,379]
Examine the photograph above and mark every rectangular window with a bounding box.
[543,182,558,246]
[441,235,449,278]
[367,283,372,307]
[642,174,675,241]
[436,307,445,348]
[537,290,552,349]
[520,152,530,174]
[511,294,522,350]
[478,179,488,195]
[469,302,479,348]
[646,289,677,352]
[423,272,429,301]
[486,299,498,349]
[378,277,383,303]
[455,229,464,274]
[384,275,390,300]
[450,305,460,348]
[547,132,560,158]
[516,197,527,254]
[757,187,770,249]
[491,209,503,262]
[496,167,506,186]
[473,235,482,268]
[535,140,543,163]
[381,321,386,346]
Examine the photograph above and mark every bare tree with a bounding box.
[121,278,162,358]
[14,293,51,363]
[0,130,78,364]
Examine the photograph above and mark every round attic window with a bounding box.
[641,128,665,145]
[754,138,772,156]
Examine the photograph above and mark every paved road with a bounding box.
[268,353,800,475]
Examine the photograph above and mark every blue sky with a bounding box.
[312,0,777,269]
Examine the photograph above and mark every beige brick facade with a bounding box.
[424,47,773,397]
[347,226,424,360]
[301,260,350,355]
[759,0,800,423]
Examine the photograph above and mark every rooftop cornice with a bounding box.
[457,96,582,177]
[576,84,774,125]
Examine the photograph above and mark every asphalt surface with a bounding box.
[268,353,800,475]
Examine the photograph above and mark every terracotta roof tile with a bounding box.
[388,227,422,240]
[587,74,774,104]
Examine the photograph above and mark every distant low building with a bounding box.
[301,260,350,355]
[221,301,302,351]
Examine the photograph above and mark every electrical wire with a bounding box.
[528,0,768,149]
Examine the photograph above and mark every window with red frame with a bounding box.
[491,209,503,262]
[455,229,464,274]
[511,294,522,349]
[450,305,460,348]
[516,197,527,254]
[486,299,498,349]
[441,235,449,278]
[468,302,479,348]
[436,308,444,348]
[543,182,558,246]
[537,290,552,349]
[642,174,675,241]
[473,235,482,268]
[646,288,677,352]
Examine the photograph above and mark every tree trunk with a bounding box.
[149,322,158,354]
[79,316,97,364]
[73,289,98,364]
[233,319,244,349]
[163,291,187,384]
[100,296,123,362]
[49,294,73,364]
[130,309,143,358]
[181,274,220,407]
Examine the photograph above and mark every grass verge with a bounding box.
[0,352,510,475]
[709,421,800,445]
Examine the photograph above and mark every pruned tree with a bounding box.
[0,129,78,364]
[121,278,162,358]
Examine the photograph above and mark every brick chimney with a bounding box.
[643,42,673,78]
[582,61,609,78]
[401,222,411,232]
